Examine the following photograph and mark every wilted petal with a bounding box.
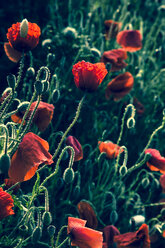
[145,149,165,174]
[66,136,83,161]
[8,132,53,182]
[103,225,120,247]
[117,30,142,52]
[77,201,98,229]
[105,72,134,101]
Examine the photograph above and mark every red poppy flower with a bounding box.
[114,224,150,248]
[103,225,120,248]
[8,132,53,182]
[133,97,145,116]
[5,19,41,62]
[65,136,83,162]
[104,20,122,40]
[160,174,165,193]
[68,217,103,248]
[0,187,14,220]
[77,201,98,229]
[117,30,142,52]
[105,72,134,101]
[98,141,123,159]
[100,49,127,72]
[11,101,54,132]
[145,149,165,174]
[72,60,108,92]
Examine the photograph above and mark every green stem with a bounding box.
[52,96,85,159]
[55,225,67,248]
[126,153,150,175]
[56,237,69,248]
[0,124,9,154]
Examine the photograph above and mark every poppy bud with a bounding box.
[43,81,49,93]
[42,39,52,47]
[17,101,30,112]
[19,224,28,236]
[42,211,52,226]
[63,167,74,184]
[20,19,29,38]
[90,48,101,58]
[34,80,44,95]
[119,165,127,176]
[72,185,80,200]
[63,27,77,39]
[141,177,150,189]
[127,117,135,129]
[31,226,42,243]
[151,178,160,189]
[51,74,58,86]
[47,53,55,65]
[47,225,56,236]
[26,67,35,78]
[160,208,165,218]
[7,74,16,89]
[51,89,60,103]
[110,210,118,224]
[0,154,11,175]
[11,98,20,110]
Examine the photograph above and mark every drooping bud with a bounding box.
[110,210,118,224]
[51,89,60,103]
[34,80,44,95]
[63,167,74,184]
[129,215,145,229]
[17,101,30,112]
[47,225,56,236]
[63,27,77,39]
[20,19,29,38]
[90,48,101,58]
[31,226,42,243]
[0,154,11,175]
[7,74,16,89]
[26,67,35,78]
[42,211,52,226]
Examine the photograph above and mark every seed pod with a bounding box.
[0,154,11,175]
[129,215,145,229]
[47,225,56,236]
[7,74,16,89]
[31,226,42,243]
[42,211,52,226]
[63,167,74,184]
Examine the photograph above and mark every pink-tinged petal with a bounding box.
[66,136,83,161]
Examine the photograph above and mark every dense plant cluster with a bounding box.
[0,0,164,247]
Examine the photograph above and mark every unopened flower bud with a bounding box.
[42,211,52,226]
[141,177,150,189]
[31,226,42,243]
[47,225,56,236]
[63,167,74,184]
[26,67,35,78]
[7,74,16,89]
[63,27,77,39]
[17,101,30,112]
[20,19,28,38]
[43,81,49,93]
[119,165,127,176]
[19,224,28,236]
[34,80,44,95]
[42,39,52,47]
[47,53,55,64]
[0,154,11,175]
[127,117,135,129]
[51,89,60,103]
[110,210,118,224]
[90,48,101,57]
[160,208,165,218]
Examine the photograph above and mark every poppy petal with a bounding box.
[4,42,22,63]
